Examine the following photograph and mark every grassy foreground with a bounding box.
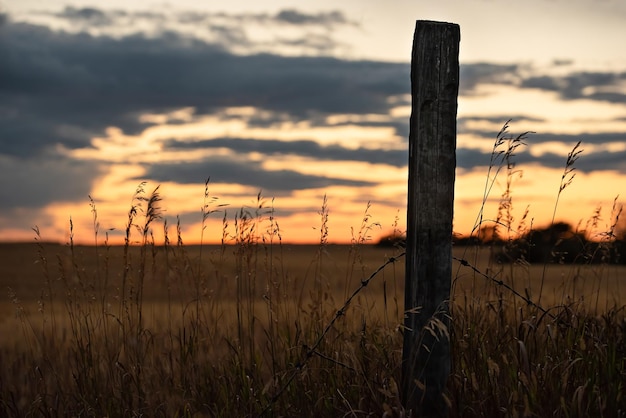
[1,236,625,417]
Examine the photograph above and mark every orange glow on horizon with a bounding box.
[8,163,622,247]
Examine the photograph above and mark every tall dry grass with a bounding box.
[2,188,406,417]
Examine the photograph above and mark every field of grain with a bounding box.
[3,242,624,325]
[1,240,624,417]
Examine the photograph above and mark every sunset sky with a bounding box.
[1,0,625,245]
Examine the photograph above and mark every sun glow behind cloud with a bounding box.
[52,103,410,244]
[1,2,625,245]
[49,99,625,246]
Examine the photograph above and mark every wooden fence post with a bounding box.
[401,20,459,417]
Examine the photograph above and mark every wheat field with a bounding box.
[1,239,624,417]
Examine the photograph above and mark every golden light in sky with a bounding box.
[1,1,625,245]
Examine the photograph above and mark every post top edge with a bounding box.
[415,20,459,27]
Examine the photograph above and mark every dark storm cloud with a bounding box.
[521,71,626,104]
[519,149,626,173]
[521,75,563,91]
[162,132,626,175]
[7,11,620,161]
[456,147,498,171]
[459,64,626,106]
[0,153,104,210]
[2,6,626,217]
[456,146,556,172]
[0,11,395,212]
[0,17,408,160]
[456,118,626,174]
[459,62,521,93]
[532,132,626,145]
[456,118,626,173]
[164,137,407,167]
[461,126,626,148]
[141,157,373,192]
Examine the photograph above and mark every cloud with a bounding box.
[458,115,545,125]
[552,59,574,67]
[521,75,563,91]
[532,132,626,145]
[459,64,626,106]
[0,153,104,210]
[1,6,626,221]
[274,9,352,27]
[457,115,544,135]
[461,126,626,147]
[164,137,407,167]
[51,6,356,29]
[518,148,626,173]
[54,6,115,26]
[459,63,520,93]
[456,147,496,171]
[30,6,357,55]
[141,157,374,192]
[456,142,626,174]
[277,33,338,54]
[521,71,626,104]
[0,18,408,160]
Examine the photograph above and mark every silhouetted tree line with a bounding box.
[489,222,625,265]
[377,221,626,265]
